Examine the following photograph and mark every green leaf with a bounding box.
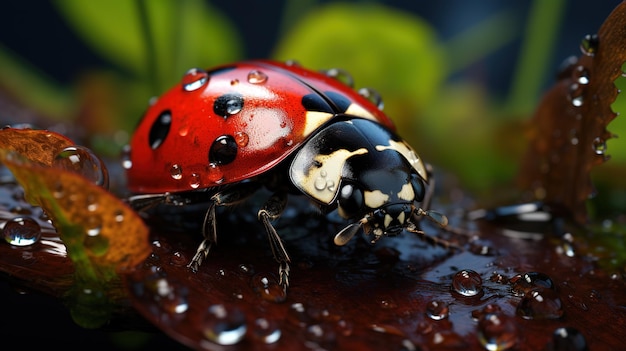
[272,3,447,132]
[53,0,242,90]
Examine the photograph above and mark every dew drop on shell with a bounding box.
[181,68,209,92]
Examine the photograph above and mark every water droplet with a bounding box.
[170,164,182,180]
[285,59,300,67]
[592,137,607,155]
[85,216,102,236]
[250,273,286,303]
[547,327,588,351]
[287,302,313,327]
[573,65,590,85]
[580,34,599,56]
[84,232,109,256]
[2,216,41,246]
[568,83,584,107]
[121,144,132,170]
[510,272,555,296]
[305,323,337,346]
[516,289,563,320]
[358,87,384,110]
[230,79,239,86]
[250,318,281,344]
[189,173,201,189]
[477,313,518,351]
[322,68,354,87]
[53,145,109,188]
[181,68,208,92]
[207,163,224,184]
[169,251,187,266]
[202,304,247,345]
[426,300,449,320]
[138,274,189,316]
[247,70,268,84]
[234,131,249,147]
[314,176,327,191]
[451,269,483,297]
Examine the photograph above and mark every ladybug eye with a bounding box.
[209,135,238,165]
[338,184,364,218]
[149,110,172,149]
[213,93,244,118]
[411,173,426,202]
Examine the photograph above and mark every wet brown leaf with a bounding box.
[517,1,626,224]
[0,127,151,328]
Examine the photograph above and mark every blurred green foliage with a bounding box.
[0,0,624,200]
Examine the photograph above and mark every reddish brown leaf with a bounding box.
[517,1,626,224]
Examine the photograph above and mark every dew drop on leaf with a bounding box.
[2,216,41,246]
[202,304,247,345]
[451,269,483,297]
[53,145,109,188]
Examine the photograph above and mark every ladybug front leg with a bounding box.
[257,191,290,292]
[188,181,262,272]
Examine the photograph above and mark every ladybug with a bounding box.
[126,60,448,291]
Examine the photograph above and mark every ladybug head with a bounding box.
[332,171,446,245]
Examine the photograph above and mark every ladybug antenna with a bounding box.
[415,207,449,228]
[334,217,367,246]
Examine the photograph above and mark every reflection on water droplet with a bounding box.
[203,304,247,345]
[170,164,182,180]
[251,318,281,344]
[451,269,483,297]
[573,66,590,85]
[592,137,607,155]
[305,323,337,346]
[250,273,286,303]
[358,87,384,110]
[580,34,599,56]
[84,233,109,256]
[189,173,201,189]
[287,302,312,327]
[568,83,584,107]
[207,163,224,184]
[53,145,109,188]
[477,313,517,351]
[547,327,588,351]
[121,144,132,170]
[510,272,555,296]
[181,68,208,92]
[322,68,354,88]
[516,289,563,320]
[247,70,268,84]
[234,131,249,147]
[2,216,41,246]
[133,273,189,317]
[426,300,449,320]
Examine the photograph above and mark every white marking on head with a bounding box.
[398,183,415,201]
[363,189,389,209]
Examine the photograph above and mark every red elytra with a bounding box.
[126,60,395,194]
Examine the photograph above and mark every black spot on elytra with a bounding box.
[323,91,352,113]
[209,135,238,165]
[214,93,244,118]
[302,93,334,113]
[149,110,172,149]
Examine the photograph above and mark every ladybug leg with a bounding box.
[257,191,291,291]
[188,181,263,272]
